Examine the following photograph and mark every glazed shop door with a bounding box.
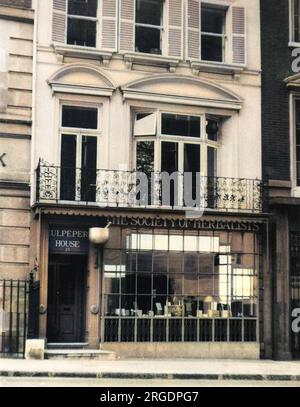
[47,255,86,343]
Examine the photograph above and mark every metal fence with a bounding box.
[0,280,29,358]
[36,162,268,214]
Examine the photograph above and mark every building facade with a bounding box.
[0,0,33,280]
[261,0,300,360]
[28,0,267,359]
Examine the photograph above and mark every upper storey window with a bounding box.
[135,0,164,54]
[67,0,98,47]
[292,0,300,43]
[201,5,226,62]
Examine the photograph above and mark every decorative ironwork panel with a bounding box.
[168,318,182,342]
[36,162,266,213]
[121,318,135,342]
[137,318,151,342]
[104,318,119,342]
[214,319,228,342]
[244,319,256,342]
[153,318,167,342]
[229,319,242,342]
[184,318,198,342]
[199,319,213,342]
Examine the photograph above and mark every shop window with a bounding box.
[102,229,259,343]
[135,0,163,54]
[67,0,98,47]
[201,5,226,62]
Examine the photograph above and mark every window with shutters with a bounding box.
[291,0,300,43]
[67,0,98,47]
[135,0,164,54]
[201,5,226,62]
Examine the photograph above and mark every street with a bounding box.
[0,377,299,387]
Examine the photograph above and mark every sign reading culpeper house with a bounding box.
[49,227,89,254]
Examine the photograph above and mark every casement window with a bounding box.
[135,0,164,54]
[60,105,99,202]
[67,0,98,47]
[187,1,246,66]
[52,0,118,51]
[201,5,226,62]
[291,0,300,43]
[133,111,221,206]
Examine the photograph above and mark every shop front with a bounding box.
[35,210,266,358]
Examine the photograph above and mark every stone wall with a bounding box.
[0,5,33,280]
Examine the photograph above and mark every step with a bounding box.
[44,349,117,360]
[47,343,89,350]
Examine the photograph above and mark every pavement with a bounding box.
[1,358,300,382]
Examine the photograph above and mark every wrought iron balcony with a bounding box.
[35,161,267,214]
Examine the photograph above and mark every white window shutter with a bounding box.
[168,0,183,58]
[231,6,246,65]
[101,0,118,51]
[134,113,157,136]
[187,0,200,60]
[52,0,67,43]
[119,0,135,53]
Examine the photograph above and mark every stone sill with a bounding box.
[123,53,180,72]
[0,5,33,23]
[289,41,300,48]
[190,61,245,76]
[53,44,113,65]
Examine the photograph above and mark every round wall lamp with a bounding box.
[89,223,111,245]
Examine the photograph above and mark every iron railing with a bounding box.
[0,277,40,358]
[103,317,257,343]
[36,161,267,213]
[0,280,29,358]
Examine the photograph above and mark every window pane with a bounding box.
[184,144,200,206]
[62,106,98,129]
[67,18,96,47]
[202,7,225,34]
[136,141,154,174]
[136,0,162,26]
[60,134,76,200]
[81,136,97,202]
[162,114,201,138]
[161,142,179,173]
[135,26,161,54]
[68,0,97,17]
[201,35,223,62]
[207,118,220,141]
[207,147,217,177]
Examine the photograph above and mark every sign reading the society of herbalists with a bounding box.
[49,227,89,254]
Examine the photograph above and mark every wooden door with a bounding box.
[47,257,85,343]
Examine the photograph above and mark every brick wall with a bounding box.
[261,0,293,181]
[0,0,31,8]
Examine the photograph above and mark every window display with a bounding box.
[102,228,259,343]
